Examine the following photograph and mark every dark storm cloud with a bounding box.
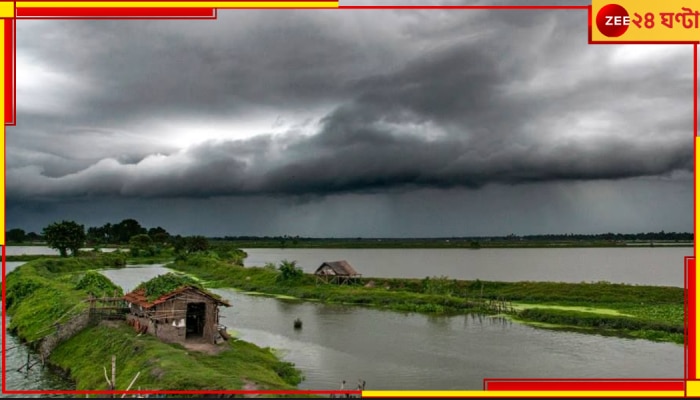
[8,8,693,203]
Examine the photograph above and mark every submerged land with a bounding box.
[2,238,686,393]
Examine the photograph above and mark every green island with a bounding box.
[167,254,685,345]
[4,253,304,393]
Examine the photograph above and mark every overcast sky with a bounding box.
[6,1,695,237]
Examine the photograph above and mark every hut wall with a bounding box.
[316,265,336,275]
[126,289,222,344]
[151,297,188,343]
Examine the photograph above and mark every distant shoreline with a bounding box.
[4,240,693,254]
[211,240,693,249]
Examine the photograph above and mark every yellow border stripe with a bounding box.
[17,1,338,8]
[362,391,684,398]
[687,380,700,397]
[0,2,14,17]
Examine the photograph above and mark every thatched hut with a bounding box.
[124,273,230,345]
[314,260,361,285]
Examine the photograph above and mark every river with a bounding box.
[8,246,691,287]
[3,261,76,395]
[100,265,683,391]
[243,247,691,287]
[3,249,688,392]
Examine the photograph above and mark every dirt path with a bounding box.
[182,341,227,355]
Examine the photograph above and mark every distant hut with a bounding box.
[124,273,230,345]
[314,260,361,285]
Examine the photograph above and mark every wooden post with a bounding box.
[111,355,116,398]
[121,371,141,398]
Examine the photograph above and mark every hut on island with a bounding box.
[314,260,361,285]
[124,273,230,345]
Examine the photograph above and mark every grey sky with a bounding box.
[7,4,694,237]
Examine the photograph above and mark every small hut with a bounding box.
[124,273,230,345]
[314,260,361,285]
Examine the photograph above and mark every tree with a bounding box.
[26,231,41,242]
[87,225,108,245]
[129,234,154,257]
[112,219,147,243]
[172,235,209,255]
[148,226,170,245]
[43,220,86,257]
[6,228,26,243]
[186,236,209,254]
[277,259,303,282]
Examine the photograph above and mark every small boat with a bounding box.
[293,318,303,329]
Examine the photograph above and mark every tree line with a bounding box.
[7,219,211,258]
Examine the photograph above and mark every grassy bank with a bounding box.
[51,323,301,391]
[4,256,303,392]
[168,255,685,344]
[5,255,128,341]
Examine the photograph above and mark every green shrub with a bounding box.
[75,271,124,297]
[277,260,304,282]
[135,273,203,301]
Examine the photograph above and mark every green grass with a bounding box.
[5,256,129,341]
[50,323,302,391]
[167,255,685,345]
[5,255,305,392]
[135,273,203,301]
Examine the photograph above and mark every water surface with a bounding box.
[101,265,684,391]
[244,247,690,287]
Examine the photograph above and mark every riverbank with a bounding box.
[4,256,304,392]
[168,255,684,344]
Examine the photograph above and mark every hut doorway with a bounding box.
[186,302,206,339]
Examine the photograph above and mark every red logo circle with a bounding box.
[596,4,630,37]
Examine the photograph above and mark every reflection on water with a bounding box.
[3,314,75,395]
[6,246,691,286]
[3,260,75,395]
[99,265,683,391]
[243,247,690,287]
[2,259,686,393]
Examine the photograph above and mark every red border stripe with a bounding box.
[4,19,13,126]
[16,7,217,18]
[486,381,685,391]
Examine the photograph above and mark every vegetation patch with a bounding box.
[5,255,305,392]
[134,273,204,301]
[167,255,685,345]
[510,303,633,317]
[50,323,303,391]
[75,271,125,298]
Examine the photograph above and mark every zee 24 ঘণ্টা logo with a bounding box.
[596,3,700,39]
